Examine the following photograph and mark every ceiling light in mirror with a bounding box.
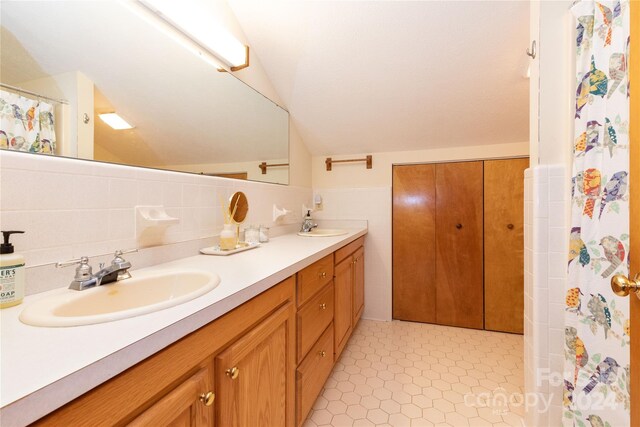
[99,113,134,130]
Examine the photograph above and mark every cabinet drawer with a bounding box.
[296,325,334,426]
[334,236,364,264]
[297,282,334,362]
[297,254,334,306]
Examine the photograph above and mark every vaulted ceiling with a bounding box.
[228,0,530,156]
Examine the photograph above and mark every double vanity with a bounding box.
[0,226,366,426]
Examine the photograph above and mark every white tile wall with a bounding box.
[524,165,569,426]
[312,187,392,321]
[0,151,312,295]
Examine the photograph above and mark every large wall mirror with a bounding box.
[0,1,289,185]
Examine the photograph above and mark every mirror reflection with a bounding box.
[0,1,289,184]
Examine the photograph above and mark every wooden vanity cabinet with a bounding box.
[34,277,296,427]
[215,302,295,427]
[129,366,213,427]
[293,237,364,426]
[32,236,366,427]
[294,255,335,426]
[295,325,334,426]
[334,256,353,360]
[333,237,365,361]
[352,246,365,325]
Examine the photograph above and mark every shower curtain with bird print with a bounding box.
[0,90,56,154]
[565,1,630,426]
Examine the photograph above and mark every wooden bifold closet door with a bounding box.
[392,158,527,333]
[484,158,528,333]
[392,161,484,329]
[392,164,437,324]
[434,161,484,329]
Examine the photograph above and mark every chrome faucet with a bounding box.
[57,249,138,291]
[300,210,318,233]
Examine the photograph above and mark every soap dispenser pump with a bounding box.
[0,230,26,308]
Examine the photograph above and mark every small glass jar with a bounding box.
[245,225,260,244]
[259,225,269,243]
[219,224,236,250]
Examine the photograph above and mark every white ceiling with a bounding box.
[227,0,530,156]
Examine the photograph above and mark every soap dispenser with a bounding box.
[0,231,26,308]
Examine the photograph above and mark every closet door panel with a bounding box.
[435,161,484,329]
[392,164,437,323]
[484,158,528,333]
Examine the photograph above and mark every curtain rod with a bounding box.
[0,82,70,105]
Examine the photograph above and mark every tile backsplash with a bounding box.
[0,151,311,295]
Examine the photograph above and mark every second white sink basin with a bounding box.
[297,228,349,237]
[19,269,220,327]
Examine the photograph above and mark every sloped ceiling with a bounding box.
[227,0,530,156]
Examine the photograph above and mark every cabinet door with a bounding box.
[435,161,484,329]
[129,366,213,427]
[352,246,365,325]
[392,164,437,323]
[215,302,295,427]
[334,256,353,360]
[484,158,528,333]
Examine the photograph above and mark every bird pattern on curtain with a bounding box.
[565,1,630,426]
[0,90,56,154]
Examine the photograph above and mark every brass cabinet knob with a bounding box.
[319,271,327,278]
[318,350,326,358]
[319,303,327,310]
[226,366,240,380]
[199,391,215,406]
[455,223,463,229]
[507,224,514,230]
[611,274,640,297]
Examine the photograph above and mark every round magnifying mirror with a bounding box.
[229,192,249,224]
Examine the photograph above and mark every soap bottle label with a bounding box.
[0,263,25,304]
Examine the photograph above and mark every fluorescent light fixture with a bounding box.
[135,0,249,71]
[120,0,225,70]
[99,113,134,130]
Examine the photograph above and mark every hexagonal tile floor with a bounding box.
[303,320,524,427]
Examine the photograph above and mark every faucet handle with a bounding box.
[56,256,93,281]
[112,248,138,264]
[114,248,138,257]
[112,249,137,281]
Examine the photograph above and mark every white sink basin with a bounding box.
[19,269,220,327]
[297,228,349,237]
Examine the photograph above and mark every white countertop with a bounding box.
[0,228,367,426]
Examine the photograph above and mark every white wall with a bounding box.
[313,187,391,321]
[312,142,530,321]
[0,150,311,296]
[312,142,529,189]
[0,0,315,299]
[524,2,574,426]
